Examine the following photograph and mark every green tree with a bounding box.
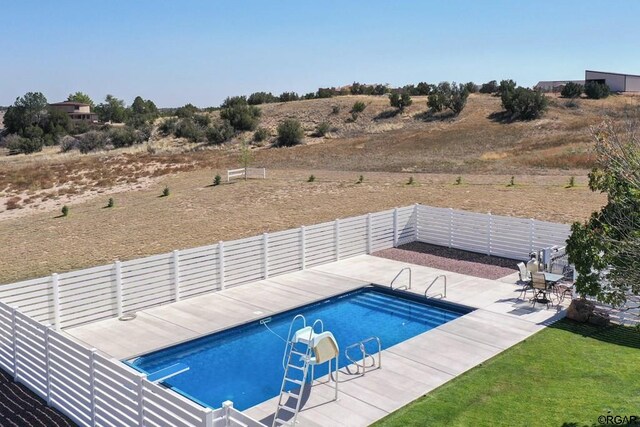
[219,96,261,131]
[479,80,498,94]
[276,118,304,147]
[501,87,548,120]
[239,139,253,179]
[584,81,610,99]
[449,83,470,115]
[389,92,413,111]
[561,82,583,98]
[427,82,469,115]
[95,95,128,123]
[566,118,640,312]
[175,103,199,118]
[4,92,48,134]
[67,92,95,108]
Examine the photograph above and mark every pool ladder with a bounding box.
[424,274,447,299]
[390,267,412,290]
[273,315,323,427]
[345,336,382,376]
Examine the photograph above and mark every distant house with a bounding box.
[49,101,98,122]
[534,80,585,93]
[585,70,640,92]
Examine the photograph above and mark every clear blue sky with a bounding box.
[1,0,639,107]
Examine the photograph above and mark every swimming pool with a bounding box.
[130,286,472,410]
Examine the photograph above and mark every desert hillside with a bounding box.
[0,93,637,219]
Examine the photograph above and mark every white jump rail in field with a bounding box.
[227,167,266,182]
[0,204,571,426]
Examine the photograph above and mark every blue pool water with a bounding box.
[130,286,471,410]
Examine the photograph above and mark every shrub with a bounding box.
[77,131,108,154]
[357,175,364,184]
[502,87,548,120]
[253,127,270,142]
[159,117,178,136]
[107,198,114,208]
[508,176,515,187]
[407,176,414,185]
[162,186,170,197]
[307,174,315,182]
[584,81,610,99]
[331,105,341,115]
[317,88,335,98]
[314,122,330,137]
[561,82,583,98]
[455,176,462,185]
[568,176,575,188]
[5,134,43,155]
[109,126,139,148]
[175,103,199,118]
[351,101,366,113]
[564,99,580,109]
[278,92,300,102]
[59,135,79,152]
[389,93,413,111]
[175,118,205,142]
[193,114,212,128]
[479,80,498,94]
[206,120,234,145]
[213,174,221,186]
[6,197,20,210]
[276,119,304,147]
[247,92,277,105]
[497,79,517,98]
[464,82,478,93]
[70,121,90,135]
[428,82,469,115]
[220,96,261,131]
[61,205,69,217]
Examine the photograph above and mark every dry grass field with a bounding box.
[0,169,605,283]
[1,92,633,283]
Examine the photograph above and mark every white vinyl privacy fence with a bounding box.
[0,204,570,426]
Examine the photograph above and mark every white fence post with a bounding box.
[136,374,146,426]
[203,408,214,427]
[173,250,181,302]
[300,226,306,270]
[223,401,233,427]
[115,261,123,318]
[487,213,492,256]
[218,241,225,290]
[529,218,535,253]
[366,213,372,254]
[393,208,399,247]
[89,349,97,425]
[10,307,18,380]
[448,208,453,248]
[334,219,340,261]
[413,203,419,242]
[52,273,60,331]
[44,326,52,404]
[263,233,269,279]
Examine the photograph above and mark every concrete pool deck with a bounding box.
[64,255,566,426]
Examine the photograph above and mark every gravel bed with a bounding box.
[373,242,518,280]
[0,369,75,426]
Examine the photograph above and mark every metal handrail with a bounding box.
[345,336,382,376]
[390,267,412,290]
[424,275,447,299]
[282,314,306,369]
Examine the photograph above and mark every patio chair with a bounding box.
[516,262,533,300]
[531,272,551,309]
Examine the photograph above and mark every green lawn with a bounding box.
[374,319,640,427]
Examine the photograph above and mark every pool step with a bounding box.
[351,296,459,325]
[356,292,460,318]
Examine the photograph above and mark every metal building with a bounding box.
[585,70,640,92]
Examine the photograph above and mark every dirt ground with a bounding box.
[0,169,605,284]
